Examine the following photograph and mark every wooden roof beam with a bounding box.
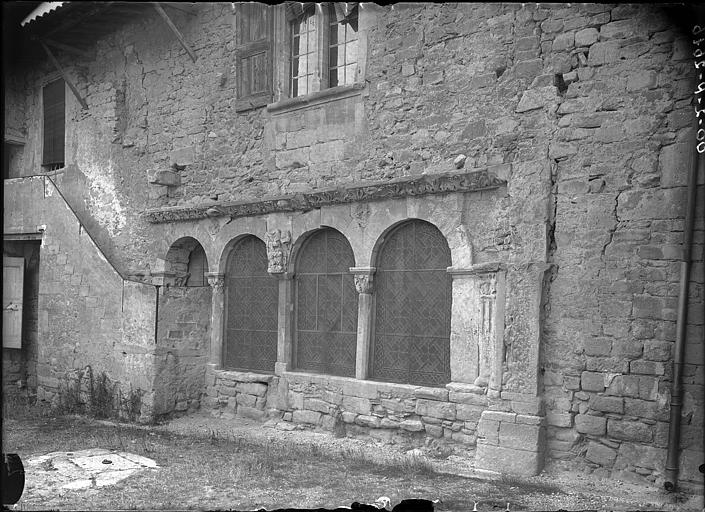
[40,41,88,110]
[43,38,92,59]
[43,2,113,38]
[152,2,197,63]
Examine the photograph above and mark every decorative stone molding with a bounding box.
[205,272,225,292]
[447,262,507,278]
[265,229,292,274]
[143,169,507,224]
[350,267,376,294]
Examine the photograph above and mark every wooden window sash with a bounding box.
[234,3,274,112]
[42,79,65,166]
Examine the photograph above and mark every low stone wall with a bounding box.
[203,368,275,422]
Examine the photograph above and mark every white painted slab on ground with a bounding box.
[25,448,158,493]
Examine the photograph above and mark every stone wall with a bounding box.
[154,286,211,417]
[2,241,40,397]
[5,1,703,488]
[204,369,274,422]
[3,176,158,420]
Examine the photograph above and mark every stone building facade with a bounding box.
[3,2,703,490]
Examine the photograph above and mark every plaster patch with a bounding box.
[77,153,127,237]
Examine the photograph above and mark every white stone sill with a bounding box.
[266,83,366,115]
[282,371,470,400]
[213,369,275,383]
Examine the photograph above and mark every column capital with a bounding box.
[265,229,292,274]
[350,267,376,294]
[205,272,225,289]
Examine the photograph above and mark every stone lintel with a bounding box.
[447,262,507,277]
[144,169,507,224]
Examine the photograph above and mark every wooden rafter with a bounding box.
[43,38,92,59]
[40,41,88,110]
[152,2,197,63]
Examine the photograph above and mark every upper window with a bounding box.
[42,78,65,170]
[288,3,359,98]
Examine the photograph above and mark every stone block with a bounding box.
[399,419,424,432]
[599,19,635,40]
[236,393,257,407]
[516,35,539,51]
[629,360,665,376]
[643,340,672,362]
[477,418,500,445]
[236,382,267,396]
[482,410,517,423]
[546,412,572,428]
[342,380,379,399]
[587,41,620,66]
[220,385,238,397]
[415,399,456,420]
[341,411,357,424]
[355,414,381,428]
[611,340,643,359]
[624,398,659,420]
[148,170,180,187]
[575,414,607,435]
[342,395,372,415]
[516,414,544,426]
[237,406,266,421]
[476,444,544,476]
[584,337,612,356]
[414,387,449,401]
[607,419,653,443]
[170,146,195,167]
[499,422,544,451]
[585,441,617,466]
[456,404,484,422]
[292,409,321,425]
[380,418,398,429]
[581,371,606,392]
[549,142,577,160]
[424,423,443,437]
[304,398,332,414]
[626,71,657,92]
[606,375,640,398]
[448,391,489,406]
[575,28,598,47]
[516,86,557,113]
[515,58,543,79]
[591,396,623,414]
[552,32,575,52]
[638,376,659,401]
[288,391,304,409]
[615,442,666,471]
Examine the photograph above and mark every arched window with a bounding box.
[371,220,452,387]
[165,237,209,287]
[295,228,357,377]
[225,236,278,372]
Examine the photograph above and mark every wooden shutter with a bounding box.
[234,3,273,112]
[3,256,24,349]
[42,79,65,166]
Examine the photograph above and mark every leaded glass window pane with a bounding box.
[295,228,357,377]
[372,221,452,387]
[225,236,278,372]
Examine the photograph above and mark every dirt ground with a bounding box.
[3,410,703,511]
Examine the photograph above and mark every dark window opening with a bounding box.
[42,79,65,169]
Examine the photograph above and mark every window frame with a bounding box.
[41,77,66,170]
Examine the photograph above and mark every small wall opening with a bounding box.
[164,237,209,287]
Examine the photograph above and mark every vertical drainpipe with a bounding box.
[154,285,160,344]
[663,115,702,492]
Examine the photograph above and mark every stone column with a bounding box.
[274,272,294,376]
[350,267,375,380]
[205,272,225,369]
[265,229,294,376]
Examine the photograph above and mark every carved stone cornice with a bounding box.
[143,169,507,224]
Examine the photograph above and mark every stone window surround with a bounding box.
[198,200,508,398]
[267,3,371,111]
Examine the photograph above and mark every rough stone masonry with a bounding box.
[2,2,703,491]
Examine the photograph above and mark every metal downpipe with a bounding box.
[663,119,702,491]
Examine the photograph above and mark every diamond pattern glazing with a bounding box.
[295,229,357,377]
[225,236,278,372]
[372,221,451,387]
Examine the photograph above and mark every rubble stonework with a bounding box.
[3,2,703,489]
